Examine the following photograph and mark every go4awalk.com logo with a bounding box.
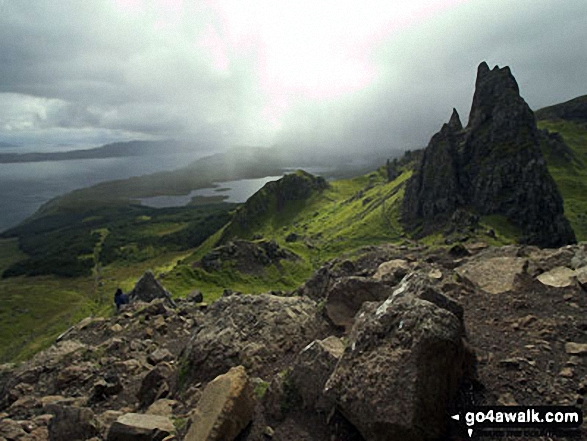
[451,406,583,437]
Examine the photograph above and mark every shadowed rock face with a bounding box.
[403,62,576,248]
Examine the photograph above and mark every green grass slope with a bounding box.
[538,120,587,240]
[159,167,409,302]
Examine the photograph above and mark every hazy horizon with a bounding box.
[1,1,586,158]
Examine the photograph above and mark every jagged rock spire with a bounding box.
[402,62,576,247]
[448,108,462,132]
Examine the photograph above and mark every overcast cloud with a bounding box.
[0,0,586,155]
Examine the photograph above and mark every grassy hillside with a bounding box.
[155,169,404,300]
[538,120,587,240]
[0,203,234,362]
[161,164,516,303]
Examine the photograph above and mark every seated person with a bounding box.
[114,288,129,311]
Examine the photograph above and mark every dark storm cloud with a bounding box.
[275,0,587,156]
[0,0,586,155]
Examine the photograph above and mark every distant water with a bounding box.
[139,176,283,208]
[0,152,207,232]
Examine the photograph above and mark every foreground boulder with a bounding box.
[185,366,255,441]
[128,271,176,308]
[325,275,472,441]
[537,266,578,288]
[180,293,325,384]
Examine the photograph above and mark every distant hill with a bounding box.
[535,95,587,123]
[0,141,19,148]
[0,140,194,163]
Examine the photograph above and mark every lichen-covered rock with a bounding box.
[325,276,472,441]
[537,266,577,288]
[185,366,255,441]
[0,418,28,439]
[576,266,587,290]
[180,293,325,385]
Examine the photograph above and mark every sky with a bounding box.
[0,0,586,156]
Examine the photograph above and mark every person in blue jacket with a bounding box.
[114,288,129,311]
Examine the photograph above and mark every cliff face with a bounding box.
[403,62,576,247]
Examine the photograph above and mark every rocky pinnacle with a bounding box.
[402,62,576,247]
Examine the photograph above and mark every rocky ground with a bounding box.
[1,242,586,441]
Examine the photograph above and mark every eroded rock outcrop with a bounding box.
[200,239,298,274]
[128,271,176,308]
[403,62,576,247]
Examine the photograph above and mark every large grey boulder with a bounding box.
[128,271,176,308]
[181,293,325,385]
[325,275,473,441]
[185,366,255,441]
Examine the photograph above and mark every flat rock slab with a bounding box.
[537,266,577,288]
[565,342,587,356]
[456,257,527,294]
[185,365,255,441]
[107,413,174,441]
